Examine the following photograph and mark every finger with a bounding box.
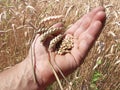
[78,21,103,59]
[65,6,105,35]
[73,8,105,38]
[87,12,106,37]
[65,14,87,34]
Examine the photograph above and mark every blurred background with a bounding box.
[0,0,120,90]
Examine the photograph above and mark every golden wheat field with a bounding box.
[0,0,120,90]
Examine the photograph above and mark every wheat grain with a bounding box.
[57,36,74,55]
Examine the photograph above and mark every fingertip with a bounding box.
[95,11,106,21]
[92,6,105,12]
[98,6,105,11]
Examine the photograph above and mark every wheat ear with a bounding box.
[39,27,64,42]
[39,15,64,25]
[49,34,64,51]
[36,28,48,34]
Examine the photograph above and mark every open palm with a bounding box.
[28,6,106,87]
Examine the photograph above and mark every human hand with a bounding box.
[27,6,106,89]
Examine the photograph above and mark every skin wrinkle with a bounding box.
[70,38,81,66]
[49,52,71,82]
[74,16,92,37]
[64,53,77,73]
[71,47,83,67]
[78,21,102,59]
[55,55,67,72]
[70,40,79,68]
[87,21,102,38]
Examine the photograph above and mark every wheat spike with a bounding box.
[40,27,64,42]
[36,28,48,34]
[39,15,64,25]
[49,34,64,51]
